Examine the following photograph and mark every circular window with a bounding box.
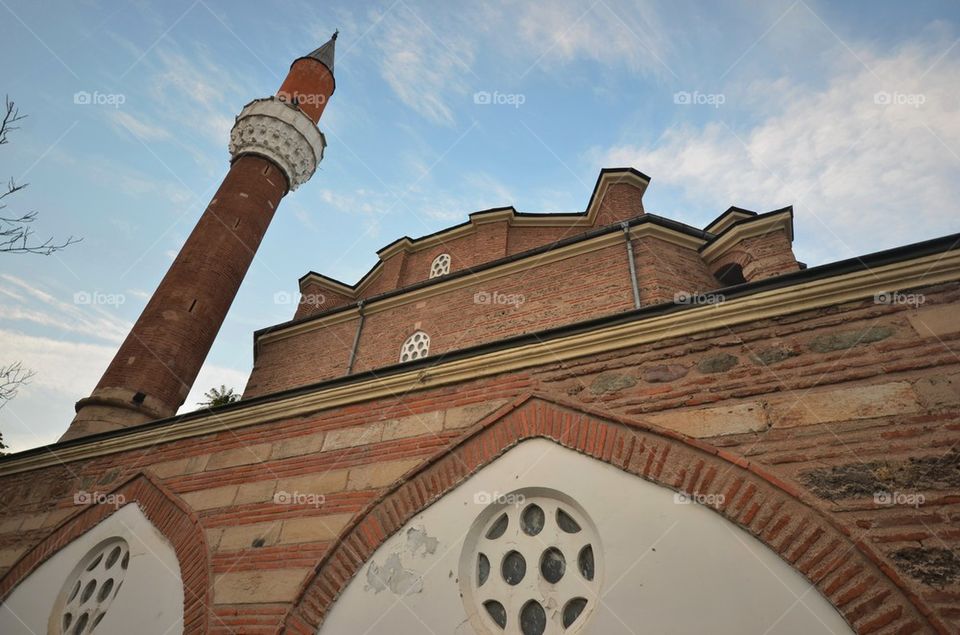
[49,537,130,634]
[429,253,451,278]
[459,489,601,634]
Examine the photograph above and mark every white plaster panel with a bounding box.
[0,503,184,634]
[318,439,853,634]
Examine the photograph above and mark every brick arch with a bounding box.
[282,394,943,634]
[0,472,211,634]
[709,247,755,280]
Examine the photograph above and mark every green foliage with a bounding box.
[199,385,240,408]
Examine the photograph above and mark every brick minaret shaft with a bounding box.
[62,34,338,442]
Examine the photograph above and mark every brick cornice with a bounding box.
[282,394,944,634]
[0,473,212,634]
[700,208,794,263]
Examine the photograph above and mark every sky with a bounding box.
[1,0,958,453]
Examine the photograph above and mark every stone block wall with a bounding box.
[2,280,955,633]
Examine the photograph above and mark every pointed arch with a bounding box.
[282,394,944,634]
[0,472,211,634]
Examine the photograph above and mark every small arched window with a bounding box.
[429,253,451,278]
[715,262,747,286]
[400,331,430,362]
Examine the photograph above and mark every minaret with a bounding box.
[61,34,338,441]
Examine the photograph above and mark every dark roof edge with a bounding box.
[700,206,794,251]
[704,206,759,232]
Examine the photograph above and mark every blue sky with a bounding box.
[1,0,958,453]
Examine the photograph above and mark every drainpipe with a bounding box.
[621,222,641,309]
[346,300,365,375]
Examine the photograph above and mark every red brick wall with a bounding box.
[633,235,720,304]
[1,281,958,633]
[394,222,510,289]
[710,229,800,282]
[506,225,585,255]
[246,241,636,395]
[244,317,358,396]
[595,181,645,225]
[293,282,353,319]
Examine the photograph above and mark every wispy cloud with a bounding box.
[131,46,246,154]
[512,0,672,76]
[593,35,960,264]
[374,4,475,126]
[110,110,172,141]
[0,274,131,343]
[365,0,672,126]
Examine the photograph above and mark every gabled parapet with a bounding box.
[292,169,801,321]
[294,168,653,317]
[701,206,799,283]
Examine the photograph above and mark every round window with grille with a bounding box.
[459,489,602,634]
[49,537,130,634]
[400,331,430,362]
[429,253,451,278]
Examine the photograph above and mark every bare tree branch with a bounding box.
[0,96,26,145]
[0,95,81,254]
[0,361,34,407]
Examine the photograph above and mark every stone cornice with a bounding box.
[229,98,326,191]
[2,243,958,477]
[628,222,706,250]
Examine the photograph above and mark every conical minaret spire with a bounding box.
[62,39,339,441]
[276,31,338,123]
[306,30,337,75]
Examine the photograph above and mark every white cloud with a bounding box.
[511,0,671,76]
[593,36,960,265]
